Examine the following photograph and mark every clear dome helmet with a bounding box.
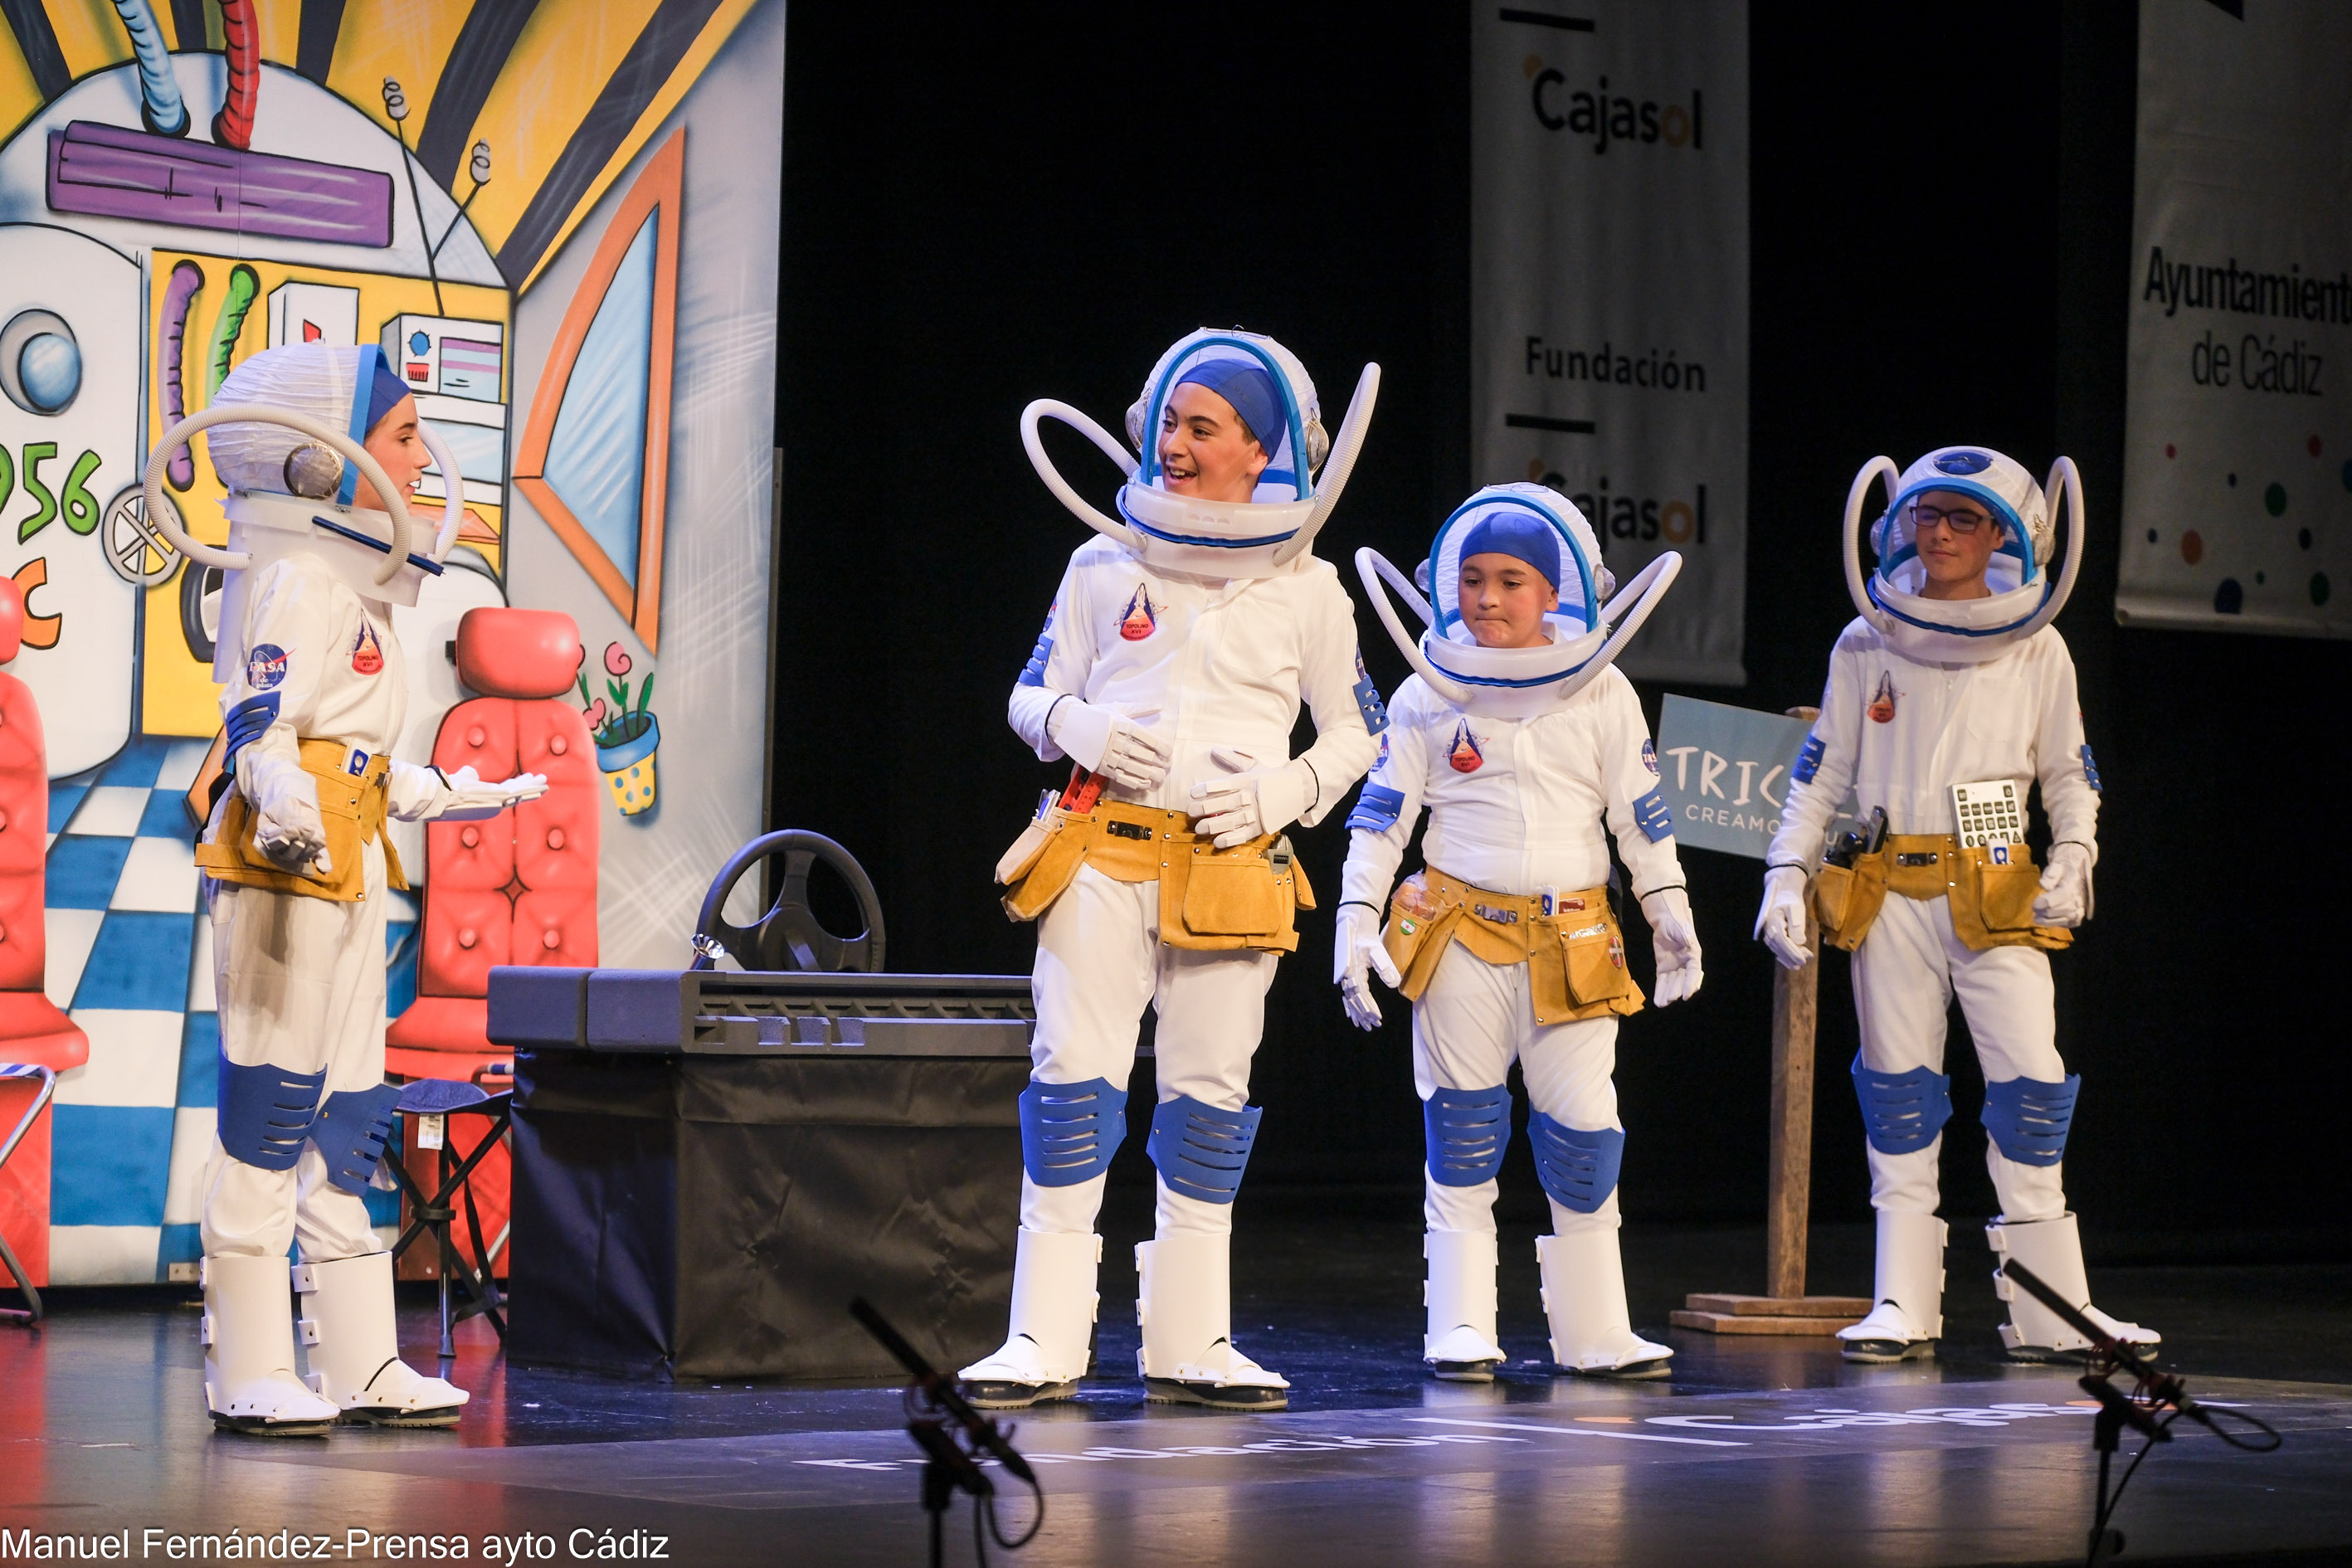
[139,343,465,681]
[1019,327,1380,578]
[1844,445,2084,665]
[1356,483,1682,720]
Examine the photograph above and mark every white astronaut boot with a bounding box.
[202,1254,339,1436]
[1986,1213,2160,1362]
[961,1229,1101,1409]
[292,1253,468,1425]
[1838,1210,1947,1363]
[1536,1230,1670,1378]
[1136,1234,1288,1410]
[1424,1229,1506,1381]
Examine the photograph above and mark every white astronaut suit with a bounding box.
[1756,446,2158,1363]
[1338,486,1697,1378]
[149,344,541,1434]
[963,330,1385,1410]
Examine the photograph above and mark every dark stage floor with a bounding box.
[5,1194,2349,1567]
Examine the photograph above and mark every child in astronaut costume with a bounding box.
[149,343,542,1434]
[1339,486,1696,1379]
[964,330,1385,1411]
[1755,446,2157,1364]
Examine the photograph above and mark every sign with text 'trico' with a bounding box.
[1654,695,1854,861]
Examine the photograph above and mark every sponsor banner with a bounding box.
[1471,1,1748,684]
[2118,0,2352,635]
[1655,695,1854,861]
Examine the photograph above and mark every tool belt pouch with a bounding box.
[1551,915,1637,1014]
[196,741,400,903]
[1814,851,1891,952]
[1163,835,1312,954]
[1383,874,1457,1001]
[1950,844,2072,953]
[999,807,1095,923]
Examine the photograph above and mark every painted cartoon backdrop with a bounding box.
[0,0,782,1285]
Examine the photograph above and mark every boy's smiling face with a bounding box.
[1158,382,1268,504]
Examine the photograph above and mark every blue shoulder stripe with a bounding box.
[1632,787,1673,844]
[1346,782,1405,834]
[1017,632,1054,688]
[222,692,280,773]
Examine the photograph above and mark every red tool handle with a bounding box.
[1057,766,1103,815]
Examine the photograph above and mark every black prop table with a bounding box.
[489,966,1035,1380]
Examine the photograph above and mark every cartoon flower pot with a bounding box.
[582,640,659,816]
[597,712,660,816]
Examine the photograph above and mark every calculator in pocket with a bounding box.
[1950,779,2024,848]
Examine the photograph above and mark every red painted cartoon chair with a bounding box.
[386,607,597,1285]
[0,578,90,1322]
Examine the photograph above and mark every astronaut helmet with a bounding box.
[1019,327,1379,579]
[1845,445,2084,664]
[142,343,466,678]
[1356,483,1681,719]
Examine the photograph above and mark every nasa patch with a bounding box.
[246,645,288,691]
[1641,738,1659,777]
[1933,450,1993,475]
[1447,721,1485,773]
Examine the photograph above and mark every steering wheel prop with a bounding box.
[692,830,886,974]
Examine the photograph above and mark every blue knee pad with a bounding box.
[1424,1085,1510,1186]
[1019,1077,1128,1186]
[1851,1056,1953,1156]
[1147,1095,1262,1205]
[217,1055,326,1171]
[1980,1074,2080,1166]
[1528,1113,1623,1215]
[311,1083,404,1195]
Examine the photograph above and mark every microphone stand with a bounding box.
[850,1298,1044,1568]
[1999,1259,2279,1567]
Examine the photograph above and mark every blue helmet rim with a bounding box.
[1115,489,1302,548]
[1865,571,2059,639]
[1421,632,1605,689]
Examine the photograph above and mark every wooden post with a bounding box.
[1672,706,1870,1337]
[1764,913,1819,1300]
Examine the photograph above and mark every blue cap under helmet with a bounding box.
[1173,358,1282,453]
[364,355,413,434]
[1457,509,1561,588]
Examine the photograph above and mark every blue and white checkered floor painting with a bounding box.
[43,736,411,1284]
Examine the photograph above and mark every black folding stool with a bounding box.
[386,1072,514,1358]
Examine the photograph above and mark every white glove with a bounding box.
[432,767,550,822]
[2033,841,2094,927]
[1048,699,1170,791]
[1190,748,1315,850]
[1639,886,1704,1006]
[250,766,329,874]
[1755,864,1813,970]
[1335,901,1403,1031]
